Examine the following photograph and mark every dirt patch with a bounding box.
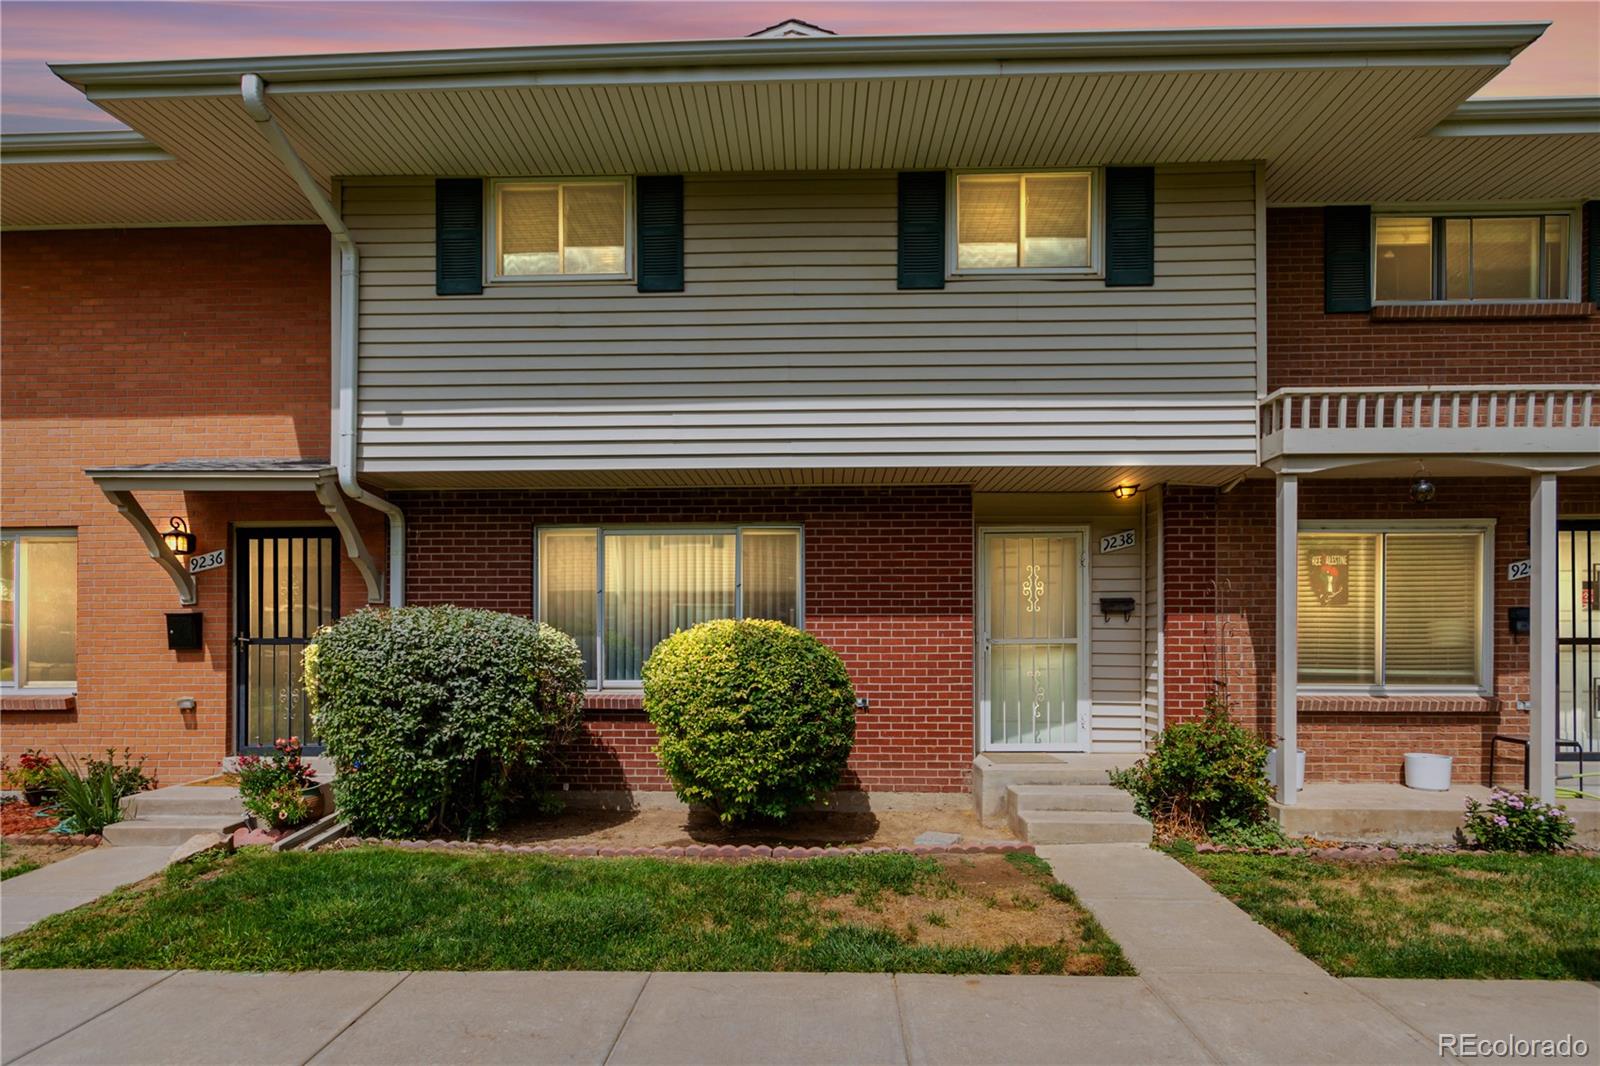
[186,774,241,788]
[802,855,1091,958]
[1,801,59,836]
[481,806,994,849]
[1,841,91,877]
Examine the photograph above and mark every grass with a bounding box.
[1167,842,1600,980]
[1,847,1131,976]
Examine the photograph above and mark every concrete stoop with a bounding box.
[972,755,1151,845]
[104,785,247,847]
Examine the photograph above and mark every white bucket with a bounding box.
[1266,748,1306,792]
[1404,753,1453,791]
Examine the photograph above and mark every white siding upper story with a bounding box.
[345,164,1261,481]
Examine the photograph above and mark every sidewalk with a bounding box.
[2,968,1595,1065]
[0,848,172,938]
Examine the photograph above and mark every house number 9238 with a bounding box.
[1507,559,1531,581]
[1100,530,1137,554]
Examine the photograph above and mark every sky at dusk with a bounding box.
[2,1,1597,133]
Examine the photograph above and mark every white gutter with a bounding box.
[239,72,404,606]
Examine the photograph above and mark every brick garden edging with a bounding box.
[333,837,1034,860]
[1194,841,1598,860]
[0,833,102,846]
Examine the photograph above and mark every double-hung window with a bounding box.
[1,530,78,691]
[536,526,802,687]
[1297,524,1492,693]
[954,171,1097,273]
[1373,212,1574,302]
[492,178,630,280]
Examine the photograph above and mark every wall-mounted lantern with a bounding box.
[162,517,196,556]
[1408,463,1436,505]
[1112,484,1139,500]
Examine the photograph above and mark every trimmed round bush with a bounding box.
[304,605,585,838]
[643,619,856,824]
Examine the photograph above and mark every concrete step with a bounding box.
[1009,810,1153,845]
[120,786,244,819]
[1006,784,1136,815]
[102,814,247,848]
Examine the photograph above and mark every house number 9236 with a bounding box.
[188,549,226,574]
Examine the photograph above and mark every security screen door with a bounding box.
[981,531,1089,751]
[1558,521,1598,779]
[235,528,338,754]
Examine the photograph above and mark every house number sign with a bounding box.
[188,549,226,574]
[1507,559,1531,581]
[1100,529,1137,554]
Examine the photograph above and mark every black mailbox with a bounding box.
[1099,597,1137,622]
[1507,606,1530,637]
[166,612,203,650]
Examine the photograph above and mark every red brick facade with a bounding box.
[1267,206,1597,390]
[397,487,976,793]
[0,227,385,783]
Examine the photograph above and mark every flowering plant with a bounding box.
[1462,788,1575,852]
[236,737,318,829]
[3,749,56,794]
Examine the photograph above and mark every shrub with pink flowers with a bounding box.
[1461,788,1575,852]
[237,738,319,830]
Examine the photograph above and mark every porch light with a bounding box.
[1408,466,1436,505]
[162,517,196,556]
[1112,484,1139,500]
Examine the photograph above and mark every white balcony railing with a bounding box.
[1259,384,1600,470]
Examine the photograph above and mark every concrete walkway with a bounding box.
[0,848,171,938]
[2,968,1595,1065]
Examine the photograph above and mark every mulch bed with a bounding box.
[1,801,60,837]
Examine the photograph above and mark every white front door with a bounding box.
[979,529,1090,752]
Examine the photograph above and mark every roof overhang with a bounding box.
[4,22,1595,229]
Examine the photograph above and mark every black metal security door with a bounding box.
[1558,520,1599,787]
[235,528,338,755]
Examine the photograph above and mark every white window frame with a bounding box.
[1297,519,1496,697]
[948,169,1103,279]
[1,528,78,694]
[486,176,634,284]
[533,524,805,690]
[1370,204,1581,305]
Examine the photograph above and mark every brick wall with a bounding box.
[1,227,385,783]
[1164,476,1600,784]
[1266,206,1598,390]
[397,486,976,793]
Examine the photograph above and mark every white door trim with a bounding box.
[977,526,1092,753]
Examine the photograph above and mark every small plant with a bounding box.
[236,737,318,830]
[4,749,56,803]
[1208,815,1290,850]
[83,748,155,797]
[1108,690,1271,841]
[1462,788,1576,852]
[644,619,856,824]
[46,753,124,835]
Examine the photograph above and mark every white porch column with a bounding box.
[1275,473,1299,805]
[1529,474,1558,803]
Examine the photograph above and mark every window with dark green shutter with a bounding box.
[636,176,684,293]
[1324,205,1372,313]
[1105,167,1155,287]
[898,172,945,289]
[1587,202,1598,303]
[435,178,484,296]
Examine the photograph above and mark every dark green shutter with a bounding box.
[897,172,945,290]
[1105,167,1155,287]
[434,179,483,296]
[636,176,684,293]
[1324,205,1372,313]
[1587,202,1598,303]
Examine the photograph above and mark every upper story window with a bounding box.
[1374,212,1573,302]
[1297,524,1491,694]
[1,530,77,691]
[954,171,1097,274]
[492,178,629,280]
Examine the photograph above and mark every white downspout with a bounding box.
[240,73,404,606]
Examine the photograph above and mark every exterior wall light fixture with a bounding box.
[1112,484,1139,500]
[1408,465,1436,505]
[163,517,196,555]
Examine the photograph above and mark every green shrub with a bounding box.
[1108,692,1270,839]
[47,750,148,835]
[643,619,856,824]
[1462,789,1576,852]
[304,606,585,838]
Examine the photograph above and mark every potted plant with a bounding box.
[236,737,321,831]
[5,749,57,805]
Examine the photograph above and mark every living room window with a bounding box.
[953,171,1097,273]
[1297,524,1492,693]
[1,530,77,690]
[1373,212,1574,302]
[491,178,630,280]
[536,526,802,686]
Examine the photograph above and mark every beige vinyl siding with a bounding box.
[346,166,1258,477]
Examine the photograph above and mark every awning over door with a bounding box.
[84,458,383,606]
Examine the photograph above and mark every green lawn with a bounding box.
[1168,843,1600,980]
[2,847,1130,976]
